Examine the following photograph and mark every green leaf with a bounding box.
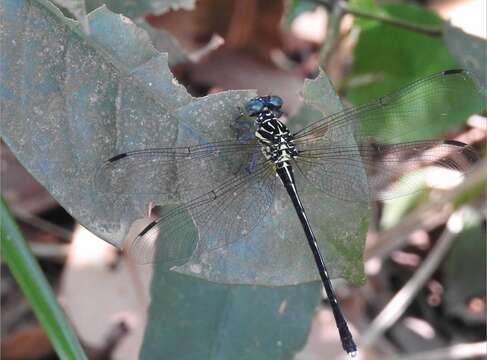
[1,0,366,285]
[379,168,431,229]
[444,23,487,94]
[347,1,457,103]
[141,262,321,359]
[346,2,485,141]
[0,198,87,360]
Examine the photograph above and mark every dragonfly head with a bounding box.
[245,95,283,123]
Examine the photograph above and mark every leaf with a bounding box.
[379,168,431,229]
[141,261,321,360]
[85,0,195,19]
[1,0,192,254]
[51,0,190,65]
[52,0,89,33]
[346,1,484,141]
[136,18,188,66]
[444,23,487,95]
[1,0,366,286]
[347,0,457,103]
[0,198,87,360]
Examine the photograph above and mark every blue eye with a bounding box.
[268,95,283,109]
[245,99,264,115]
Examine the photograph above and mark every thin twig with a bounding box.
[361,208,472,346]
[29,242,70,262]
[13,209,72,241]
[312,0,443,37]
[319,1,344,67]
[338,1,443,37]
[392,341,487,360]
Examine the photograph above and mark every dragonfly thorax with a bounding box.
[255,115,298,168]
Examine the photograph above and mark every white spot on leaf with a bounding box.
[119,14,133,24]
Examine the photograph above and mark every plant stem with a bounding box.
[312,0,443,38]
[319,1,345,67]
[0,198,87,360]
[339,1,443,37]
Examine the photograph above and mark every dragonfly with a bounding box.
[95,69,479,356]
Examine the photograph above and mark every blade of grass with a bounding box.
[0,197,87,360]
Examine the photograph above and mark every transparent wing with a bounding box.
[128,161,277,264]
[94,140,260,196]
[294,69,482,144]
[295,140,478,202]
[293,70,481,201]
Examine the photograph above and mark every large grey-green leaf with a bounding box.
[444,23,486,94]
[1,0,365,285]
[141,263,321,360]
[1,0,192,252]
[136,18,188,66]
[52,0,89,32]
[53,0,190,65]
[85,0,195,18]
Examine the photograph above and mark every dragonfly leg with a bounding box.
[231,109,254,139]
[230,151,261,177]
[246,152,260,173]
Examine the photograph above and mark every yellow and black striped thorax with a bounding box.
[255,111,298,168]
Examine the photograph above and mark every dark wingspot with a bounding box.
[443,69,464,75]
[139,220,158,236]
[109,153,128,162]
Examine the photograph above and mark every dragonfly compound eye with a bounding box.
[267,95,283,109]
[245,99,265,116]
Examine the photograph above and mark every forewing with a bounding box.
[128,162,277,264]
[93,140,260,196]
[294,69,483,144]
